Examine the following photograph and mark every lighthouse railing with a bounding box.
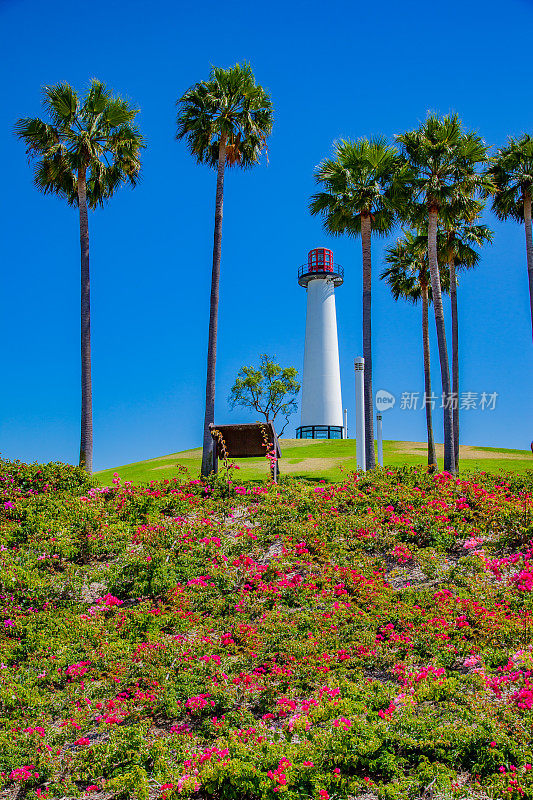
[298,263,344,281]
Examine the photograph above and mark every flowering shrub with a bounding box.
[0,459,532,799]
[0,457,95,497]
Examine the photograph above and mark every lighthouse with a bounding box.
[296,248,344,439]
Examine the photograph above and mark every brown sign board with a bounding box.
[209,422,281,459]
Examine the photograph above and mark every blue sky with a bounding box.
[1,0,532,471]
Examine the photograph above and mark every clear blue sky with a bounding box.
[1,0,532,471]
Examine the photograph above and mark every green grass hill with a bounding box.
[95,438,532,485]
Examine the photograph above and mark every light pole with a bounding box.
[343,408,348,439]
[376,413,383,467]
[354,357,365,471]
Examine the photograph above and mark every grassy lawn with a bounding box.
[95,438,532,485]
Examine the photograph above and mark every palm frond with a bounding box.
[42,83,78,129]
[310,137,407,239]
[382,230,450,303]
[396,113,489,214]
[486,134,533,222]
[176,63,273,169]
[16,80,145,208]
[14,117,59,155]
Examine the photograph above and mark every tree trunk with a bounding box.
[449,257,459,472]
[361,213,375,469]
[201,138,226,478]
[427,207,455,473]
[77,168,93,474]
[524,193,533,339]
[421,283,437,469]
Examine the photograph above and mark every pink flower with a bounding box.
[10,766,38,782]
[170,723,191,735]
[333,716,352,730]
[512,569,533,592]
[97,594,123,607]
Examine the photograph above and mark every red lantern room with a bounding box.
[309,247,334,272]
[298,247,343,288]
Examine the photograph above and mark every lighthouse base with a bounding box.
[296,425,344,440]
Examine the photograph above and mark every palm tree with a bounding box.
[310,138,407,469]
[440,215,493,471]
[396,115,489,474]
[486,134,533,337]
[176,64,273,478]
[382,230,449,470]
[15,81,145,474]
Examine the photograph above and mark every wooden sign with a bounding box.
[209,422,281,481]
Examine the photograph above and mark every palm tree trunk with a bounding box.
[77,168,93,474]
[421,284,437,469]
[524,193,533,338]
[201,138,226,478]
[449,257,459,472]
[361,213,375,469]
[427,207,455,473]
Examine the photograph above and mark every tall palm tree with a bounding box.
[310,138,407,469]
[176,64,273,478]
[15,81,145,474]
[486,133,533,337]
[440,215,493,471]
[382,230,449,470]
[396,115,489,474]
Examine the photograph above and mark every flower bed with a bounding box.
[0,458,532,800]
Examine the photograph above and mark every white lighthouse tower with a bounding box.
[296,247,344,439]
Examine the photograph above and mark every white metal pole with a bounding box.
[343,408,348,439]
[376,413,383,467]
[354,358,365,471]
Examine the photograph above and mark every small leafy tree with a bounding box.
[229,355,300,436]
